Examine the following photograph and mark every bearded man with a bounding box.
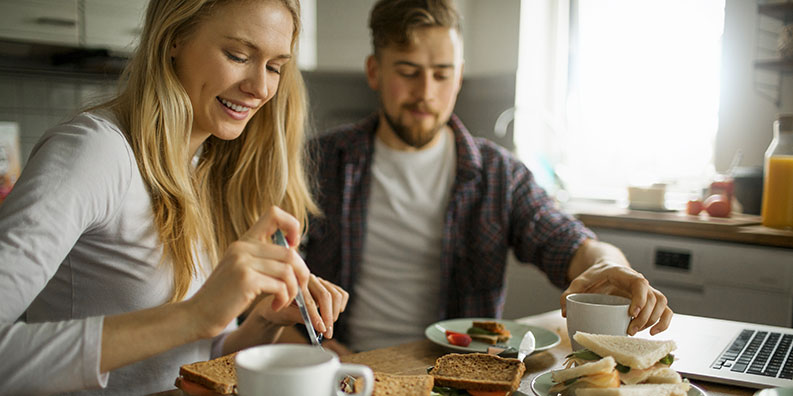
[302,0,673,354]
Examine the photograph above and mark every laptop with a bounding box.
[646,313,793,389]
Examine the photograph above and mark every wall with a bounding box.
[314,0,521,77]
[716,0,793,171]
[0,71,115,165]
[308,0,521,148]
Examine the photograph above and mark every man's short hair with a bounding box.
[369,0,462,56]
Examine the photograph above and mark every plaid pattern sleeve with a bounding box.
[504,152,595,289]
[441,116,595,319]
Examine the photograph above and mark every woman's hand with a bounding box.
[187,206,310,338]
[560,260,673,336]
[248,274,349,339]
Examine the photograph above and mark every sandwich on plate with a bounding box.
[568,332,684,385]
[175,353,237,395]
[466,321,512,345]
[549,332,690,395]
[429,352,526,396]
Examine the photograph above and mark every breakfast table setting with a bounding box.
[155,307,774,395]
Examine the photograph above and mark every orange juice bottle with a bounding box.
[761,115,793,229]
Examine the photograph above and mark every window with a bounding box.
[515,0,726,207]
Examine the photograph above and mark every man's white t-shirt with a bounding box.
[347,128,456,351]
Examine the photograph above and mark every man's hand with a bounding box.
[563,239,673,336]
[561,259,673,336]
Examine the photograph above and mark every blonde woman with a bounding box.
[0,0,347,394]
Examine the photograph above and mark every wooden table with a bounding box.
[340,310,757,396]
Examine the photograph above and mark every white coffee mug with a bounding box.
[566,293,632,351]
[236,344,374,396]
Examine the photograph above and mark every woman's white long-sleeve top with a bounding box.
[0,112,225,395]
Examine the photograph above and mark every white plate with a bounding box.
[754,388,793,396]
[424,317,560,354]
[530,370,707,396]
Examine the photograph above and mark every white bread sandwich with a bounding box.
[466,321,512,345]
[429,352,526,395]
[568,332,686,386]
[175,353,237,395]
[575,383,691,396]
[549,356,620,395]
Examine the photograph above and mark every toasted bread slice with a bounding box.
[551,356,616,384]
[355,372,434,396]
[573,332,677,370]
[429,353,525,392]
[575,382,690,396]
[179,353,237,395]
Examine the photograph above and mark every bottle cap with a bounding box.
[777,114,793,132]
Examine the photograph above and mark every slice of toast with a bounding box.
[179,353,238,395]
[429,353,525,392]
[355,372,434,396]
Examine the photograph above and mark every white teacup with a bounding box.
[566,293,632,351]
[236,344,374,396]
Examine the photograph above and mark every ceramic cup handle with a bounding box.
[334,364,374,396]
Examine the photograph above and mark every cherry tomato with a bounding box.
[686,199,703,215]
[445,330,472,347]
[704,194,731,218]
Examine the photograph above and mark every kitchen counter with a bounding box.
[574,208,793,249]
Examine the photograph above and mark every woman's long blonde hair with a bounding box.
[98,0,317,302]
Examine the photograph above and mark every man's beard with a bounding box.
[381,102,445,149]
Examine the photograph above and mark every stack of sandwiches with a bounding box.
[549,332,690,396]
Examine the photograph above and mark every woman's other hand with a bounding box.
[250,274,349,339]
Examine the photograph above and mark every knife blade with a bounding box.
[517,330,536,361]
[273,230,323,350]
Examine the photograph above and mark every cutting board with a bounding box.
[576,209,762,231]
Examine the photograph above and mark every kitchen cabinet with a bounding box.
[593,228,793,327]
[0,0,147,55]
[0,0,79,47]
[83,0,147,53]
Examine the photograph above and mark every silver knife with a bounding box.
[517,330,536,361]
[273,230,323,350]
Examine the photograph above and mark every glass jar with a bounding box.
[761,114,793,229]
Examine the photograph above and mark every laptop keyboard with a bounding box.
[712,329,793,379]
